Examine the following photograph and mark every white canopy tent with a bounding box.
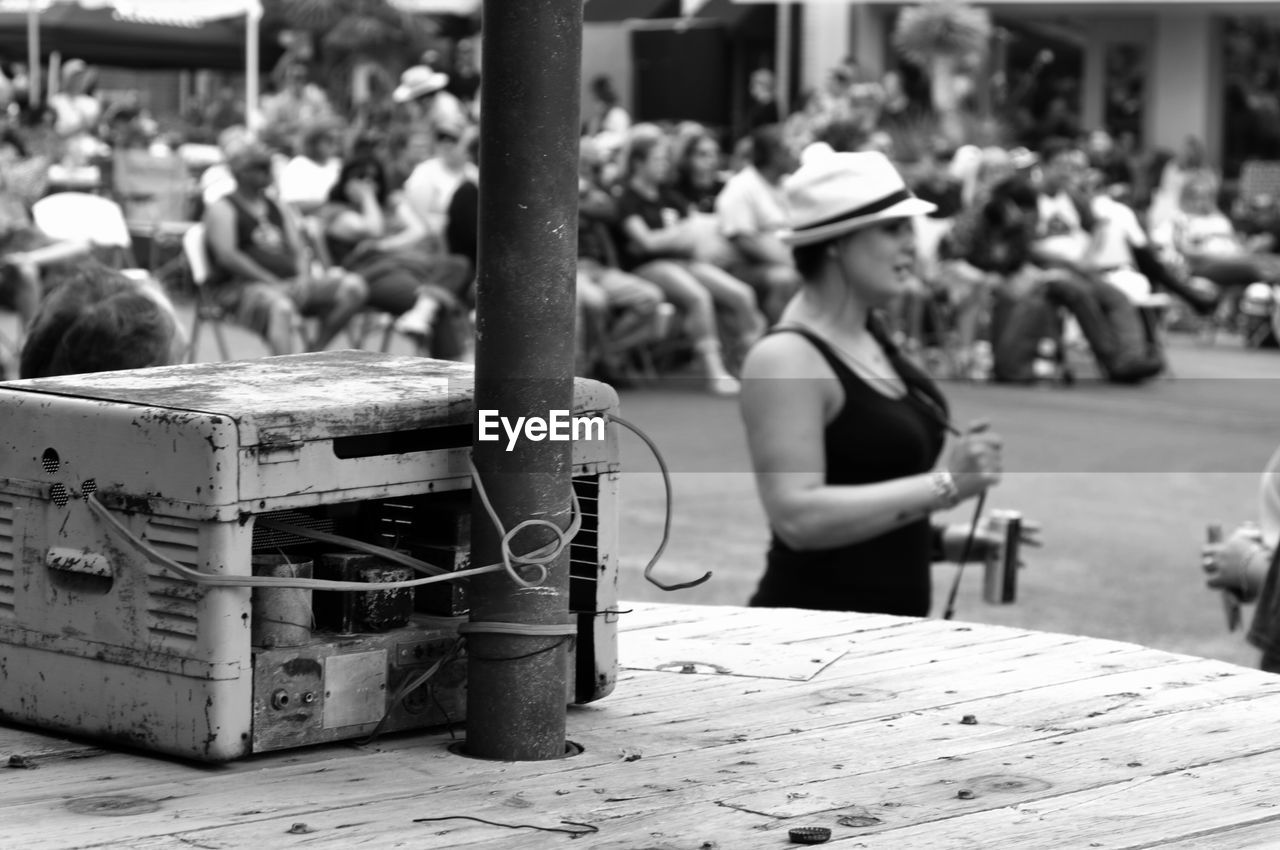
[1,0,263,114]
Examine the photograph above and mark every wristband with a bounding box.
[930,470,960,510]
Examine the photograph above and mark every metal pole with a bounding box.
[465,0,583,761]
[776,1,791,118]
[26,0,39,110]
[245,1,260,132]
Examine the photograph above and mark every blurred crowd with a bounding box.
[3,44,1280,387]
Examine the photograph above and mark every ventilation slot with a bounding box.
[0,499,15,621]
[253,508,335,553]
[144,517,204,646]
[569,475,601,613]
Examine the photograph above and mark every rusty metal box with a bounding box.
[0,351,620,761]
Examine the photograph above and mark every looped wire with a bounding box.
[469,457,581,589]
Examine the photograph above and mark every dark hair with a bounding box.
[1039,136,1078,166]
[791,240,829,279]
[625,131,664,178]
[816,118,868,154]
[750,123,786,170]
[0,128,26,159]
[301,124,340,161]
[591,75,617,106]
[20,263,176,379]
[328,156,390,208]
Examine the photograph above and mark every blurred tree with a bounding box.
[265,0,442,116]
[892,0,991,145]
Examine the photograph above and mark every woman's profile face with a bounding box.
[833,218,917,306]
[639,142,672,184]
[689,138,720,178]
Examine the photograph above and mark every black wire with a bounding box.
[465,634,573,662]
[943,490,987,621]
[411,815,599,836]
[607,413,712,591]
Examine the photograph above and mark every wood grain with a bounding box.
[3,602,1276,849]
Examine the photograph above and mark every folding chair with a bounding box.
[112,148,198,272]
[181,222,232,363]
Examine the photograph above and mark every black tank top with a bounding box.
[749,323,949,616]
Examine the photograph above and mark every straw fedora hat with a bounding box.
[781,151,936,247]
[393,66,450,103]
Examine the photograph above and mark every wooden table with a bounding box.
[4,602,1280,849]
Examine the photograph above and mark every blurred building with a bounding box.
[785,0,1280,176]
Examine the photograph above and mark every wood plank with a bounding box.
[4,608,1279,850]
[621,633,846,680]
[794,753,1280,849]
[35,695,1280,850]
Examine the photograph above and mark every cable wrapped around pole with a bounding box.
[465,0,585,762]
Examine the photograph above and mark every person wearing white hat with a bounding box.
[739,151,1010,616]
[393,65,467,159]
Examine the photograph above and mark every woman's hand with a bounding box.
[345,177,377,206]
[945,420,1004,500]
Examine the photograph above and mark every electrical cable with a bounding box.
[84,458,581,592]
[606,413,709,591]
[83,412,689,597]
[943,489,988,621]
[410,815,598,836]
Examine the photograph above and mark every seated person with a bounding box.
[712,123,802,325]
[943,174,1163,384]
[318,155,471,359]
[577,138,666,380]
[18,261,180,379]
[277,122,343,214]
[1151,172,1280,318]
[203,140,368,356]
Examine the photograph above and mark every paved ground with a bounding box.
[4,302,1278,670]
[613,331,1280,671]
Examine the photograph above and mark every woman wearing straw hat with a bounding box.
[740,151,1007,616]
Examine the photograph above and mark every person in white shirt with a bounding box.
[714,124,801,323]
[392,66,467,161]
[401,123,478,249]
[277,123,342,214]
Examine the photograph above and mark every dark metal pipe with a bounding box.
[465,0,583,761]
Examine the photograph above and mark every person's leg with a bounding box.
[634,260,738,394]
[293,270,369,352]
[575,270,609,376]
[1042,270,1123,371]
[232,282,301,356]
[684,260,767,345]
[595,265,664,353]
[727,260,800,326]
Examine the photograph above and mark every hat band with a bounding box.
[794,188,916,234]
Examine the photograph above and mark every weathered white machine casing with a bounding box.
[0,352,620,761]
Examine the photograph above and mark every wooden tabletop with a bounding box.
[4,602,1280,849]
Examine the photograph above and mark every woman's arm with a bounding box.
[741,335,994,552]
[373,195,433,253]
[620,212,695,259]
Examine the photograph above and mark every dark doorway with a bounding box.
[631,23,730,129]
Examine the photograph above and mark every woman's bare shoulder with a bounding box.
[742,329,832,381]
